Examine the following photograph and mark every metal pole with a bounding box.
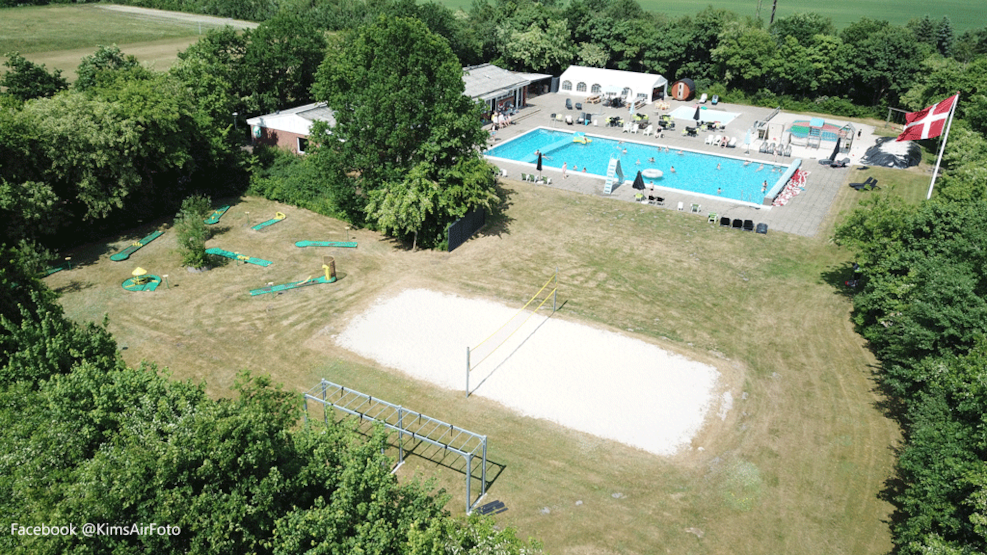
[303,396,308,423]
[466,347,470,398]
[466,453,472,514]
[398,407,404,463]
[553,266,558,312]
[322,382,327,426]
[481,436,487,497]
[927,93,960,200]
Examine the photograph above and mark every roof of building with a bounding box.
[558,66,668,101]
[246,102,336,135]
[462,63,531,102]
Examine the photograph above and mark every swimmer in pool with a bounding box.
[717,187,722,195]
[743,160,751,166]
[648,157,656,163]
[670,166,676,173]
[716,163,721,170]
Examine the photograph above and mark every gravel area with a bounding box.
[336,289,723,456]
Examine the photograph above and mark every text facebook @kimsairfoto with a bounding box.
[10,522,181,537]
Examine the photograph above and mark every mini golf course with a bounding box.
[110,230,164,261]
[121,274,162,291]
[249,275,336,296]
[204,205,231,225]
[251,211,286,231]
[205,247,273,267]
[295,241,358,248]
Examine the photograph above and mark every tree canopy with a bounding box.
[311,15,497,248]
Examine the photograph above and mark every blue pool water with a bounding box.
[486,128,788,204]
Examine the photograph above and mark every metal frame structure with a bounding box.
[303,379,488,514]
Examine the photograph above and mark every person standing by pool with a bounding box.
[562,162,568,179]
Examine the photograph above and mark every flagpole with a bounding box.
[926,92,960,200]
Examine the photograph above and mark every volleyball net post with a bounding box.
[466,268,559,398]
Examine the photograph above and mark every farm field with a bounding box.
[0,4,256,81]
[440,0,984,32]
[45,173,917,554]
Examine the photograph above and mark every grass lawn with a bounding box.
[0,4,252,81]
[47,178,905,554]
[441,0,983,32]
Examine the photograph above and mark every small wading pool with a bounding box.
[486,128,791,204]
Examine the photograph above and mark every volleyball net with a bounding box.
[466,269,558,397]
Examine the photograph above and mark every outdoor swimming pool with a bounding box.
[485,128,788,204]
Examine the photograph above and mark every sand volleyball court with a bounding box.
[336,289,724,456]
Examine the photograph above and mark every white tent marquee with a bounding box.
[558,66,668,105]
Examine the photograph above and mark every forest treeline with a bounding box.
[5,0,987,114]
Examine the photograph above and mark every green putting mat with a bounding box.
[44,261,71,276]
[294,240,358,248]
[111,230,164,261]
[205,247,272,267]
[122,275,161,292]
[250,275,336,296]
[204,205,231,225]
[252,212,286,231]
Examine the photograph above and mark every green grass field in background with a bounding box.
[0,4,225,55]
[441,0,984,33]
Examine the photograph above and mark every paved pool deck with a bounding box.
[486,93,877,238]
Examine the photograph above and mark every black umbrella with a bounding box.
[537,152,543,173]
[693,104,701,124]
[632,171,646,190]
[829,137,842,161]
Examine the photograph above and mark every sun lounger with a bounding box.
[850,177,879,190]
[759,142,768,154]
[711,94,719,105]
[565,115,573,125]
[699,93,708,103]
[677,201,684,211]
[575,102,582,111]
[630,124,638,134]
[577,114,585,125]
[705,134,714,144]
[720,216,731,227]
[565,98,573,110]
[728,136,737,148]
[830,157,850,168]
[623,122,631,133]
[756,223,768,234]
[643,124,653,136]
[743,219,755,231]
[707,212,718,224]
[732,218,743,230]
[713,135,722,146]
[654,197,665,206]
[691,203,701,213]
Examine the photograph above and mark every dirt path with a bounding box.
[95,5,259,29]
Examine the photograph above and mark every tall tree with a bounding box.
[243,13,327,114]
[0,52,68,102]
[75,45,146,91]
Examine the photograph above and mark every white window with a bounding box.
[562,80,572,91]
[297,137,309,154]
[591,84,601,93]
[576,82,587,92]
[622,87,631,97]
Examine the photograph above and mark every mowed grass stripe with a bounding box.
[47,175,907,554]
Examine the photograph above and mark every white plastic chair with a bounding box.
[705,135,714,145]
[643,125,653,136]
[677,201,684,211]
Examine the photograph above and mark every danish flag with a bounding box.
[896,94,958,141]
